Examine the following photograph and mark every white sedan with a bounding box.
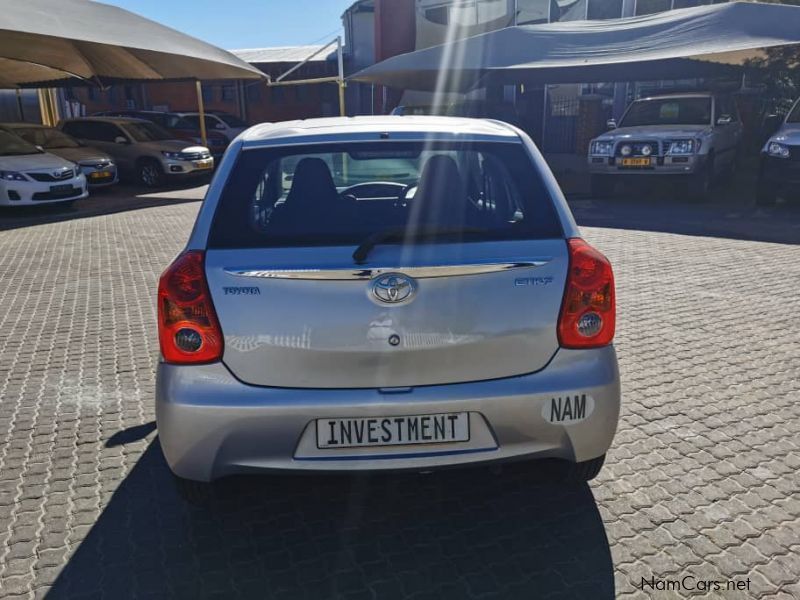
[0,129,88,207]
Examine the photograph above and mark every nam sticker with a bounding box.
[543,394,594,425]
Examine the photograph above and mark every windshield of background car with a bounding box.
[208,141,563,249]
[786,103,800,123]
[16,127,81,149]
[124,121,174,142]
[216,114,246,127]
[0,130,43,156]
[620,98,712,127]
[183,115,219,130]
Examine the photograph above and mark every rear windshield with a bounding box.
[621,98,712,127]
[208,141,562,249]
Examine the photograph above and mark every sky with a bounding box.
[101,0,355,50]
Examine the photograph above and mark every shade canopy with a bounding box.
[351,2,800,91]
[0,0,266,88]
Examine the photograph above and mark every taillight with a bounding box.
[558,238,615,349]
[157,251,223,364]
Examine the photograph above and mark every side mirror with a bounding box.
[606,119,617,130]
[716,115,732,126]
[762,114,782,136]
[114,136,129,144]
[35,145,44,152]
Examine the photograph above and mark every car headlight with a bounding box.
[667,140,696,155]
[767,141,790,159]
[162,151,182,160]
[0,171,29,182]
[590,140,614,156]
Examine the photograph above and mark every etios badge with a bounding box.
[369,273,417,305]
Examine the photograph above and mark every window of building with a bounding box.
[673,0,711,7]
[635,0,672,15]
[222,85,236,101]
[423,0,507,26]
[425,5,449,25]
[588,0,623,19]
[246,84,261,102]
[202,85,214,103]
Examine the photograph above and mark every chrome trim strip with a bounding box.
[225,259,551,281]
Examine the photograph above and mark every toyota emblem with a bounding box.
[369,273,417,305]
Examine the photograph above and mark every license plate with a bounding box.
[621,157,651,167]
[50,184,72,192]
[193,160,213,169]
[316,412,470,449]
[89,171,111,179]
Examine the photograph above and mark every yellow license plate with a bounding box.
[621,158,651,167]
[89,171,111,179]
[194,160,213,170]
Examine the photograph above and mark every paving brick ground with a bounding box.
[0,185,798,599]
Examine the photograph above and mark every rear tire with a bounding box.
[756,179,778,207]
[687,159,713,203]
[138,158,164,188]
[590,175,616,198]
[172,474,217,507]
[564,454,606,482]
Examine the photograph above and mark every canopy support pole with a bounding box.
[337,36,346,117]
[16,89,24,121]
[37,88,59,126]
[196,80,208,148]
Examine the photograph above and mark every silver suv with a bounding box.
[155,116,620,499]
[60,117,213,187]
[588,93,743,200]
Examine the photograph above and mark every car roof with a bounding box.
[636,92,715,102]
[63,116,152,125]
[0,122,49,129]
[240,116,520,146]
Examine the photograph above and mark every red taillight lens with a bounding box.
[158,251,223,364]
[558,238,615,349]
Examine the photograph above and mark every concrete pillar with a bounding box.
[576,94,605,155]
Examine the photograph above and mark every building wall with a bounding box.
[65,57,339,125]
[0,90,40,123]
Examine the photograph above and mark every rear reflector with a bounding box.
[157,251,223,364]
[558,238,615,348]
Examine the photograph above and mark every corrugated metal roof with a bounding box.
[230,45,336,65]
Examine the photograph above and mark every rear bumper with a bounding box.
[156,346,621,481]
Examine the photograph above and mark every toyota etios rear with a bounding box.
[156,116,620,492]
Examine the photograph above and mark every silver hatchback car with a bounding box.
[156,116,620,496]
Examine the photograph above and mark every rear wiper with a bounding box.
[352,226,489,264]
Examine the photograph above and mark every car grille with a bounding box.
[615,141,659,157]
[32,187,82,201]
[80,161,113,170]
[26,169,77,182]
[181,151,211,161]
